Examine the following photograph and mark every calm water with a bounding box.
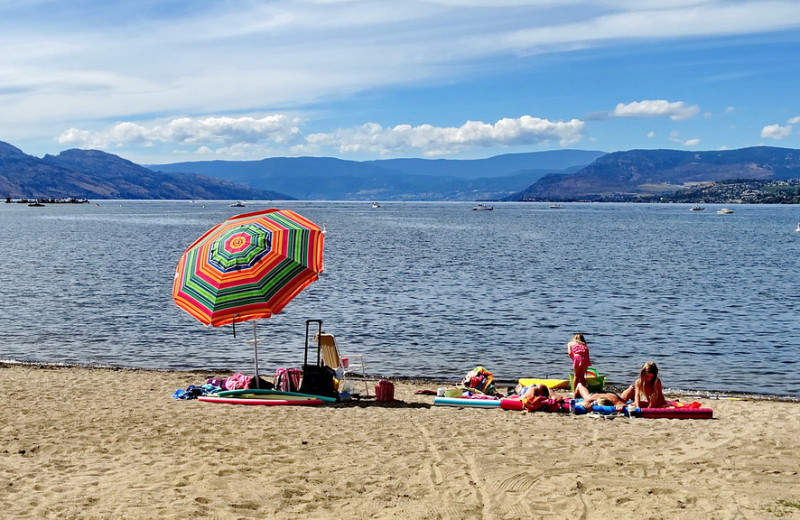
[1,200,798,396]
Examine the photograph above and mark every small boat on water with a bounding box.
[717,208,734,214]
[230,201,246,207]
[28,202,45,207]
[795,222,800,232]
[548,204,563,209]
[371,202,380,208]
[690,205,705,211]
[472,203,493,211]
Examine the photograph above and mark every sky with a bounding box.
[2,0,800,165]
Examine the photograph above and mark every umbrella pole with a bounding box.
[251,321,260,388]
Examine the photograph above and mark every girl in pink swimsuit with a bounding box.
[567,333,591,397]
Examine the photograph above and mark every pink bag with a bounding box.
[274,368,302,392]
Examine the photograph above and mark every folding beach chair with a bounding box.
[316,331,370,397]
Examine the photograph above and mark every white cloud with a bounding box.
[56,114,584,157]
[760,124,792,140]
[305,116,585,156]
[57,115,304,149]
[668,131,699,146]
[612,100,700,121]
[55,127,97,148]
[647,131,655,138]
[787,115,800,124]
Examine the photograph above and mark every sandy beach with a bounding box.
[1,364,798,519]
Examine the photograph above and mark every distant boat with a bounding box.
[548,204,563,209]
[795,222,800,232]
[230,201,246,207]
[690,205,705,211]
[717,208,734,214]
[27,202,45,207]
[371,202,380,208]
[472,203,493,211]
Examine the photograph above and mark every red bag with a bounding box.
[375,380,395,402]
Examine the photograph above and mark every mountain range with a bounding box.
[3,139,800,201]
[149,150,604,201]
[0,141,288,200]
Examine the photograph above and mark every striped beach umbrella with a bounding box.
[173,208,324,382]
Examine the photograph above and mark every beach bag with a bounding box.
[274,368,302,392]
[375,380,395,402]
[460,366,497,395]
[224,373,252,390]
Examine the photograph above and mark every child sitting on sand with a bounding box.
[567,333,591,396]
[625,361,667,408]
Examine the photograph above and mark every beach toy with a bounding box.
[445,388,462,398]
[198,395,324,406]
[217,388,338,403]
[500,397,524,410]
[569,367,606,392]
[636,407,713,419]
[574,403,618,415]
[518,378,570,390]
[568,399,714,419]
[433,397,501,407]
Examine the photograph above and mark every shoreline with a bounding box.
[2,360,798,402]
[2,363,799,519]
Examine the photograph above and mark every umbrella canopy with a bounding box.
[173,208,324,327]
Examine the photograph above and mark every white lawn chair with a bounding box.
[316,332,369,397]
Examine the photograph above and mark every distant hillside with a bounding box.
[363,150,606,179]
[0,141,289,200]
[511,147,800,201]
[150,150,605,200]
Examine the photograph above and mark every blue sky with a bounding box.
[2,0,800,164]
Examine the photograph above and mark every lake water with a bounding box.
[1,200,798,396]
